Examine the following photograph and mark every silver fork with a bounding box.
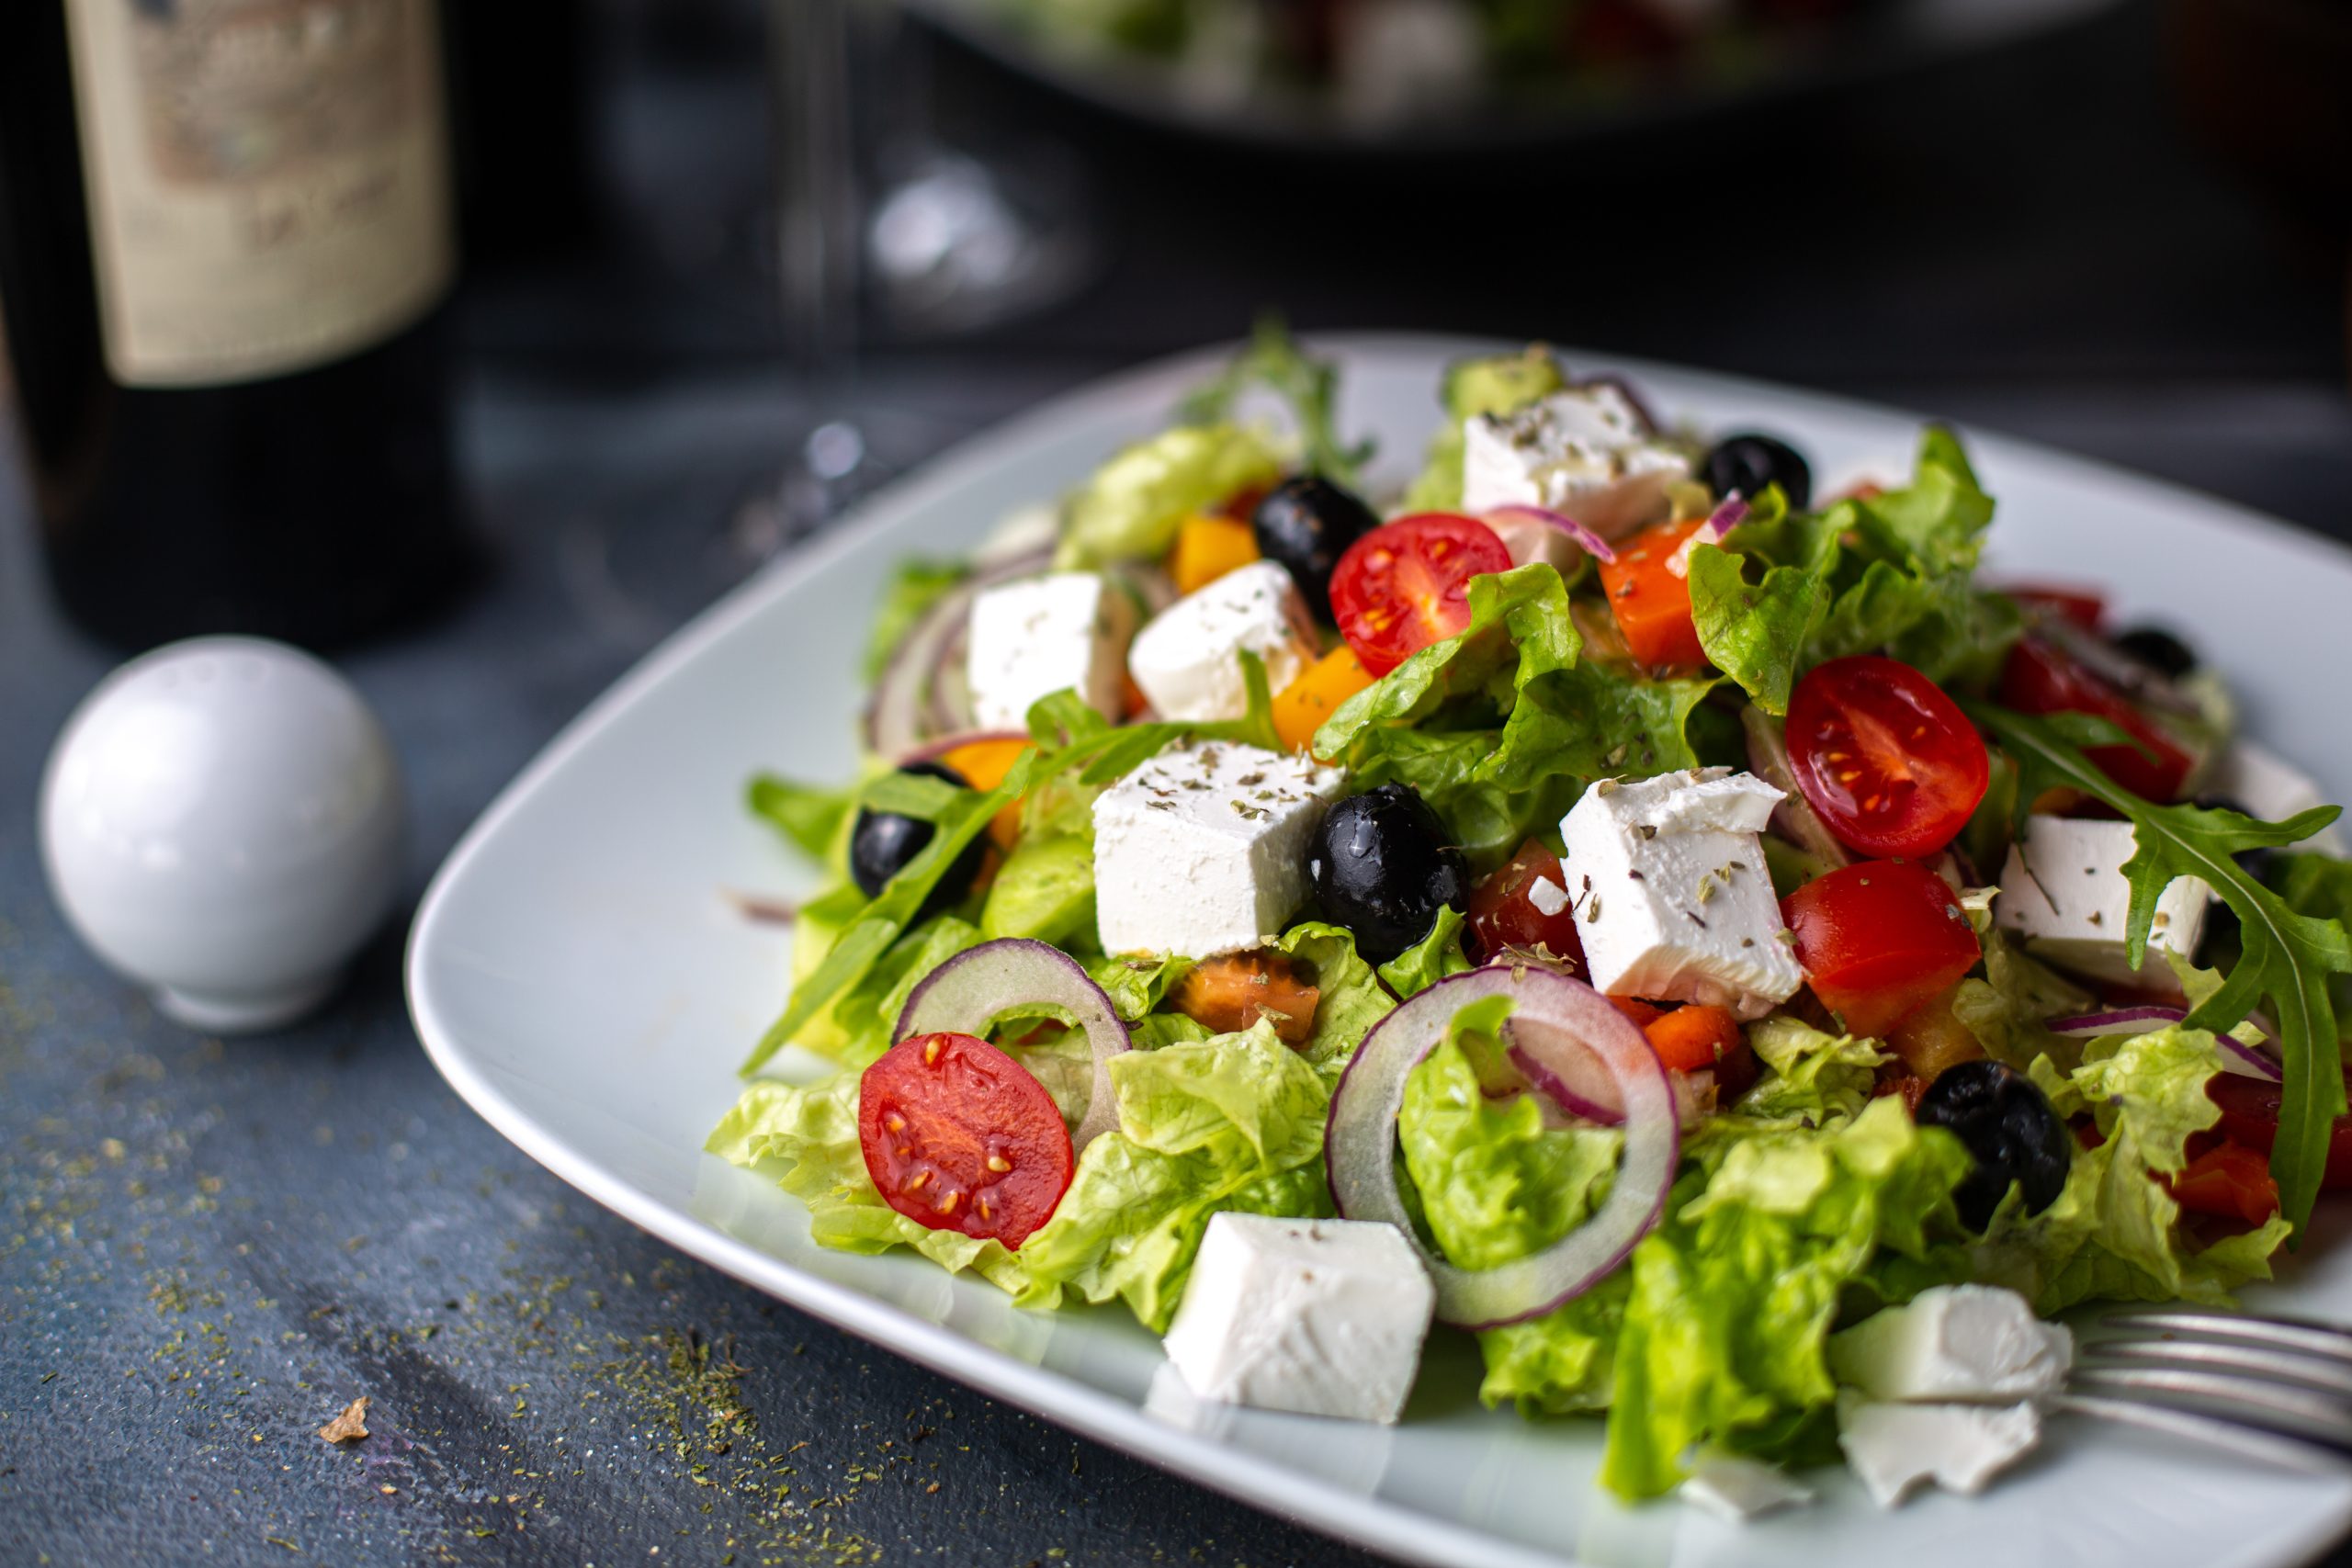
[2058,1308,2352,1471]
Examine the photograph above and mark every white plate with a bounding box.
[408,335,2352,1568]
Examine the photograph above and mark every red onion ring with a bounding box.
[1702,493,1750,542]
[863,547,1052,757]
[2048,1005,2188,1039]
[1483,504,1618,564]
[894,938,1131,1149]
[1325,968,1679,1329]
[1508,1019,1713,1128]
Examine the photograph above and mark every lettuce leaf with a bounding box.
[1724,1017,1887,1128]
[1012,1021,1334,1328]
[1056,423,1284,569]
[1269,921,1395,1069]
[1600,1099,1973,1497]
[1972,1025,2292,1312]
[1950,930,2097,1075]
[1377,906,1475,999]
[1688,429,2020,715]
[1312,563,1720,868]
[748,773,855,863]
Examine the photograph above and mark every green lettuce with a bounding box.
[1012,1021,1334,1328]
[1396,1005,1627,1416]
[1056,423,1283,569]
[748,773,854,864]
[1377,906,1475,999]
[1269,921,1395,1069]
[1177,317,1374,488]
[1600,1099,1973,1496]
[1688,429,2021,715]
[1724,1017,1888,1128]
[1973,1025,2292,1313]
[1950,931,2096,1075]
[980,834,1096,946]
[1312,563,1722,869]
[1399,345,1566,513]
[2269,852,2352,1021]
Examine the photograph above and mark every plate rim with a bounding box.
[406,332,2352,1568]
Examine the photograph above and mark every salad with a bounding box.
[709,325,2352,1509]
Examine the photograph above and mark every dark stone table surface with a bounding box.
[4,2,2349,1563]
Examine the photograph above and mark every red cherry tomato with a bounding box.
[2206,1071,2352,1190]
[858,1032,1074,1247]
[1999,583,2107,633]
[1786,655,1990,858]
[1329,513,1512,676]
[1464,840,1589,970]
[1595,518,1709,669]
[1780,862,1981,1038]
[1998,634,2194,802]
[2165,1142,2281,1225]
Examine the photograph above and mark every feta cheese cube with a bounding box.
[1680,1449,1816,1523]
[1092,739,1345,958]
[1127,561,1318,724]
[1837,1392,2041,1507]
[1557,769,1804,1018]
[1827,1285,2072,1404]
[966,572,1136,731]
[2207,740,2345,854]
[1160,1212,1435,1423]
[1995,816,2212,990]
[1460,384,1691,538]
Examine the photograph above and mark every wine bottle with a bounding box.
[0,0,472,651]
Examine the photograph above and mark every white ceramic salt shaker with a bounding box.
[40,637,405,1034]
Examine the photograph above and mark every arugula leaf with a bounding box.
[748,773,854,862]
[1967,703,2352,1234]
[1178,316,1373,489]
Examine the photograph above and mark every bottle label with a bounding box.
[62,0,457,388]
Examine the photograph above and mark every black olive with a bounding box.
[850,760,986,921]
[1915,1060,2071,1230]
[1308,784,1468,964]
[1252,476,1380,623]
[1700,433,1812,512]
[2113,624,2198,680]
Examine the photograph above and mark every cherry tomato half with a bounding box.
[1464,840,1589,970]
[1596,518,1708,669]
[1781,861,1981,1038]
[858,1031,1074,1247]
[1786,655,1990,858]
[1998,634,2194,803]
[1329,513,1511,676]
[2165,1142,2281,1225]
[1999,583,2107,633]
[2206,1071,2352,1190]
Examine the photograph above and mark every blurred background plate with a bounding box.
[900,0,2124,152]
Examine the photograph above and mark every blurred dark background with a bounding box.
[4,1,2349,1563]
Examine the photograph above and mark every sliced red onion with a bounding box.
[1509,1019,1713,1129]
[1484,504,1617,564]
[1741,705,1853,870]
[1325,968,1679,1329]
[2048,1005,2187,1039]
[2218,1035,2285,1081]
[863,547,1051,757]
[1702,493,1750,542]
[894,938,1130,1149]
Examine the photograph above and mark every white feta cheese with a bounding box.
[1557,768,1804,1018]
[1527,875,1570,919]
[1827,1285,2073,1404]
[1092,739,1345,958]
[1995,816,2211,990]
[965,572,1135,731]
[1127,561,1318,724]
[1836,1392,2041,1507]
[1160,1212,1435,1424]
[2207,739,2345,853]
[1460,384,1691,539]
[1679,1449,1815,1523]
